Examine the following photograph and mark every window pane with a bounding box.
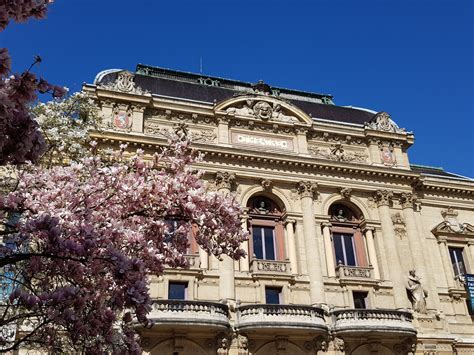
[353,291,368,309]
[168,282,187,300]
[343,234,356,266]
[264,227,275,260]
[333,234,345,266]
[449,247,466,277]
[253,228,263,259]
[265,287,281,304]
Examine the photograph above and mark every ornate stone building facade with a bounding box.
[83,65,474,355]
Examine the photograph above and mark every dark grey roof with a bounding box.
[95,64,376,126]
[411,164,473,181]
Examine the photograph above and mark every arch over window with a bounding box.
[329,202,368,267]
[247,195,286,261]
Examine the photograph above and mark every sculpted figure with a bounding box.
[406,269,428,314]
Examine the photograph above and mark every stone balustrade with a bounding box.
[236,304,327,332]
[250,259,291,274]
[148,300,230,329]
[335,264,373,280]
[331,309,416,336]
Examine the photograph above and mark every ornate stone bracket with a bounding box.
[339,187,352,199]
[215,172,237,192]
[304,335,329,352]
[260,179,273,191]
[400,192,417,209]
[373,190,393,207]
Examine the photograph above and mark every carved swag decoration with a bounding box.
[308,143,368,163]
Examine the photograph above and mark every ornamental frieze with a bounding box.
[308,143,368,163]
[225,99,299,123]
[144,121,217,143]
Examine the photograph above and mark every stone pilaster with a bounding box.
[240,214,250,272]
[131,104,145,133]
[297,181,326,304]
[437,236,456,289]
[373,190,407,308]
[400,192,436,310]
[364,227,380,280]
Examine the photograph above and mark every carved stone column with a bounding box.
[322,222,336,278]
[373,190,407,308]
[437,236,456,289]
[400,192,435,310]
[364,227,380,280]
[216,172,236,301]
[240,214,250,272]
[285,219,298,274]
[298,181,326,304]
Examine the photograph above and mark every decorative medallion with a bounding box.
[113,110,131,129]
[380,143,397,166]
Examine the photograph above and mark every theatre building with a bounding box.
[83,65,474,355]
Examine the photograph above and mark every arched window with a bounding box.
[247,196,286,261]
[329,203,368,267]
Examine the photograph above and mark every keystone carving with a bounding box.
[400,192,417,209]
[260,179,273,191]
[215,172,236,192]
[373,190,393,207]
[225,99,298,123]
[340,187,352,199]
[297,181,318,199]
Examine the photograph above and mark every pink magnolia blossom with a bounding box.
[0,134,248,353]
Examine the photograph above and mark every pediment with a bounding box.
[431,221,474,236]
[214,96,313,125]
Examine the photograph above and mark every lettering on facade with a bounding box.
[231,132,294,151]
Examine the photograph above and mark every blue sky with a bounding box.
[2,0,473,177]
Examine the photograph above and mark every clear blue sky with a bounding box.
[2,0,473,177]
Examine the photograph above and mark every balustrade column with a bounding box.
[322,222,336,278]
[285,219,298,274]
[437,237,456,289]
[364,227,380,280]
[240,215,250,272]
[215,172,236,301]
[373,190,407,309]
[298,181,326,304]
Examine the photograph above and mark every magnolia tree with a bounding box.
[0,1,66,165]
[0,132,248,353]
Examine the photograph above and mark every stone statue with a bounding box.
[334,209,347,222]
[406,270,428,314]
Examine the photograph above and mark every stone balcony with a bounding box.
[331,309,416,337]
[147,300,230,331]
[236,304,327,334]
[250,259,291,275]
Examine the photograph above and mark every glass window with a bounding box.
[252,226,276,260]
[333,233,357,266]
[353,291,368,309]
[168,282,188,300]
[449,247,466,277]
[265,287,282,304]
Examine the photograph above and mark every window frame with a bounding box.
[265,286,283,305]
[167,281,189,300]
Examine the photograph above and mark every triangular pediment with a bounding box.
[214,95,313,124]
[431,221,474,236]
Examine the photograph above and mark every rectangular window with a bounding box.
[449,247,466,277]
[333,233,357,266]
[353,291,368,309]
[168,281,188,300]
[252,226,276,260]
[265,287,282,304]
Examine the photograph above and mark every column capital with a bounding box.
[373,189,393,207]
[400,192,417,210]
[436,235,448,244]
[215,172,236,191]
[322,221,332,228]
[284,218,296,225]
[297,181,318,199]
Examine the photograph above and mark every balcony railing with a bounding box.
[336,265,373,280]
[236,304,327,332]
[147,300,230,329]
[331,309,416,335]
[250,259,291,274]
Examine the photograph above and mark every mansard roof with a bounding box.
[93,64,376,126]
[411,164,473,182]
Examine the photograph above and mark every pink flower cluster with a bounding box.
[0,136,248,353]
[0,0,51,30]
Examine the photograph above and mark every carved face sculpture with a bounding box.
[253,101,273,120]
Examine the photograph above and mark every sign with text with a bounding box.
[465,274,474,314]
[231,131,294,152]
